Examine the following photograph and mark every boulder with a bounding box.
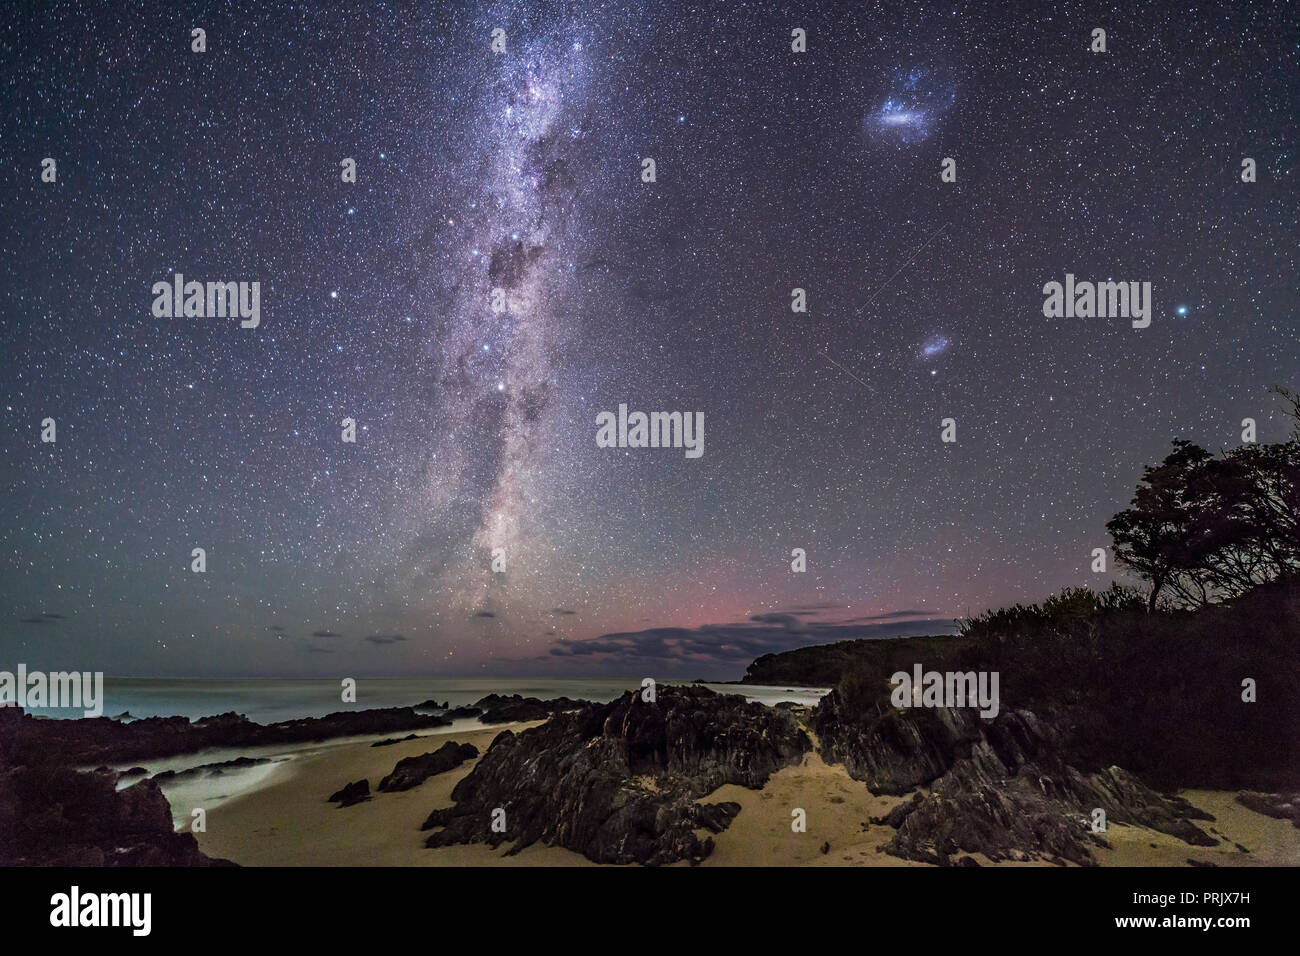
[378,742,479,792]
[327,779,370,807]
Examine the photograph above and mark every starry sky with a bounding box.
[2,1,1297,679]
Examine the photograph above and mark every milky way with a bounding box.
[1,1,1297,678]
[408,33,589,619]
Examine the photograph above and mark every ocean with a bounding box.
[61,677,828,723]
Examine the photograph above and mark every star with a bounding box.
[1,0,1292,679]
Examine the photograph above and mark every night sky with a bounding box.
[2,1,1297,678]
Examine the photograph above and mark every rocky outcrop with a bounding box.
[378,742,478,792]
[327,779,371,807]
[0,704,452,767]
[423,686,810,865]
[472,694,590,724]
[814,690,1217,866]
[0,763,235,866]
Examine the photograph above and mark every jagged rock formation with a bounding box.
[0,764,234,866]
[814,690,1217,866]
[423,686,809,865]
[378,741,478,792]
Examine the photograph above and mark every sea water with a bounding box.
[47,677,826,723]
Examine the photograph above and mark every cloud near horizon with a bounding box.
[364,633,408,645]
[539,613,956,677]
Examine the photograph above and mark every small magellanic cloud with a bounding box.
[921,334,951,358]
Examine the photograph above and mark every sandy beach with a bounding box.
[192,722,592,866]
[191,721,1300,867]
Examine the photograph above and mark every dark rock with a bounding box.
[1187,858,1218,867]
[149,755,271,784]
[0,763,234,866]
[0,703,452,767]
[423,686,810,865]
[693,801,741,833]
[371,734,419,748]
[413,699,449,711]
[327,779,370,807]
[378,742,479,792]
[472,694,591,724]
[816,692,1217,867]
[120,767,149,778]
[444,706,483,719]
[819,841,830,854]
[477,701,552,723]
[1235,791,1300,828]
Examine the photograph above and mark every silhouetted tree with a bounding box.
[1107,388,1300,609]
[1107,440,1214,609]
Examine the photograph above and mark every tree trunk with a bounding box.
[1147,577,1164,612]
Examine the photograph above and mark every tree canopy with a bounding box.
[1107,388,1300,610]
